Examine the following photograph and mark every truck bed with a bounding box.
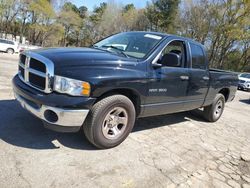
[209,68,238,75]
[203,68,238,106]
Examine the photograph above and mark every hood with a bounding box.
[239,77,250,82]
[30,47,137,68]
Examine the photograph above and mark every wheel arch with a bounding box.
[94,88,141,117]
[218,88,230,102]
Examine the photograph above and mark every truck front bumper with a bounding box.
[14,93,89,132]
[12,75,96,133]
[238,83,250,90]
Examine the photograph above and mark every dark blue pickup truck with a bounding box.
[12,32,238,148]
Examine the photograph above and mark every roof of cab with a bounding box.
[125,31,202,46]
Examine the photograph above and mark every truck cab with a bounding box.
[143,37,211,116]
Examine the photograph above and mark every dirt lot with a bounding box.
[0,53,250,188]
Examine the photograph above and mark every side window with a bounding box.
[0,39,6,44]
[161,40,186,67]
[190,43,206,69]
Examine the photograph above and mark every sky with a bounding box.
[70,0,148,10]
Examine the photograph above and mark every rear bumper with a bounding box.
[12,75,95,132]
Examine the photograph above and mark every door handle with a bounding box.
[180,76,189,81]
[203,76,210,80]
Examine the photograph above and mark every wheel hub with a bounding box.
[214,100,223,118]
[102,107,128,140]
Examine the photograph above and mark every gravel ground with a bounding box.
[0,53,250,188]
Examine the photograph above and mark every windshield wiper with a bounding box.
[100,45,130,58]
[92,45,98,48]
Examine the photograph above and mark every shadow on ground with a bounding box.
[0,99,205,150]
[239,99,250,104]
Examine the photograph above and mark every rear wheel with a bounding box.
[203,94,225,122]
[83,95,136,149]
[6,48,14,54]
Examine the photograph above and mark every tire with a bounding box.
[83,95,136,149]
[6,48,14,54]
[203,94,225,122]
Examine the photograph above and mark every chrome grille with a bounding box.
[18,52,54,93]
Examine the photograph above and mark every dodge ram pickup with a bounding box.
[12,31,238,148]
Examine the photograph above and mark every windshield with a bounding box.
[240,73,250,78]
[93,32,164,59]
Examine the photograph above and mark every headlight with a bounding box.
[54,76,91,96]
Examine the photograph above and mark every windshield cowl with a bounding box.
[92,45,131,58]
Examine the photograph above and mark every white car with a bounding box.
[238,73,250,91]
[0,38,19,54]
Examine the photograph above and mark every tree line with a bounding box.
[0,0,249,72]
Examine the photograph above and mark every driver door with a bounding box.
[143,40,189,117]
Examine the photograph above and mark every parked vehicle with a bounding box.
[0,38,18,54]
[18,44,41,53]
[12,32,238,148]
[238,73,250,91]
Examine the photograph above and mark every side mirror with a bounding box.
[160,53,181,67]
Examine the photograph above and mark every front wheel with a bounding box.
[83,95,136,149]
[6,48,14,54]
[203,94,225,122]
